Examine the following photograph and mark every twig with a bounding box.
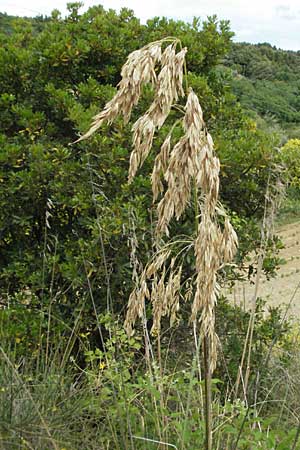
[132,435,178,449]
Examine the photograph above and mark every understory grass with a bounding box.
[1,301,300,450]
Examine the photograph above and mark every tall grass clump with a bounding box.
[76,37,237,450]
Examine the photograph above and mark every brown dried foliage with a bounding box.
[76,38,238,372]
[129,45,187,181]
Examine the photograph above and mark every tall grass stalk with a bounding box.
[0,346,59,450]
[76,38,238,450]
[235,167,285,401]
[232,168,288,449]
[86,154,113,315]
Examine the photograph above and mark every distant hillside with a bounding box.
[0,12,49,36]
[0,12,15,34]
[223,42,300,137]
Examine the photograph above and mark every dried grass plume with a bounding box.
[75,38,238,372]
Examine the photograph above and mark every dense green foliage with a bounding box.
[0,4,299,449]
[280,139,300,185]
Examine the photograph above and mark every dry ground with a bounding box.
[225,221,300,318]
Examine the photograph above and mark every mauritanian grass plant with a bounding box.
[76,37,238,450]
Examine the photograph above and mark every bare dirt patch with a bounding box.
[225,221,300,318]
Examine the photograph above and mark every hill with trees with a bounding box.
[223,42,300,137]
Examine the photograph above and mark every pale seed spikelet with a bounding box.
[156,135,191,235]
[156,89,207,235]
[148,263,182,335]
[151,270,167,335]
[192,218,220,319]
[124,273,149,336]
[192,214,221,371]
[219,217,238,262]
[151,135,171,201]
[74,42,162,143]
[124,289,143,337]
[128,45,187,181]
[125,247,171,336]
[196,134,220,212]
[174,48,187,98]
[130,116,156,180]
[145,248,172,278]
[125,248,183,336]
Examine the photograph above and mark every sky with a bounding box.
[1,0,300,51]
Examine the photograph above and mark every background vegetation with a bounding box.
[0,3,300,449]
[223,42,300,139]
